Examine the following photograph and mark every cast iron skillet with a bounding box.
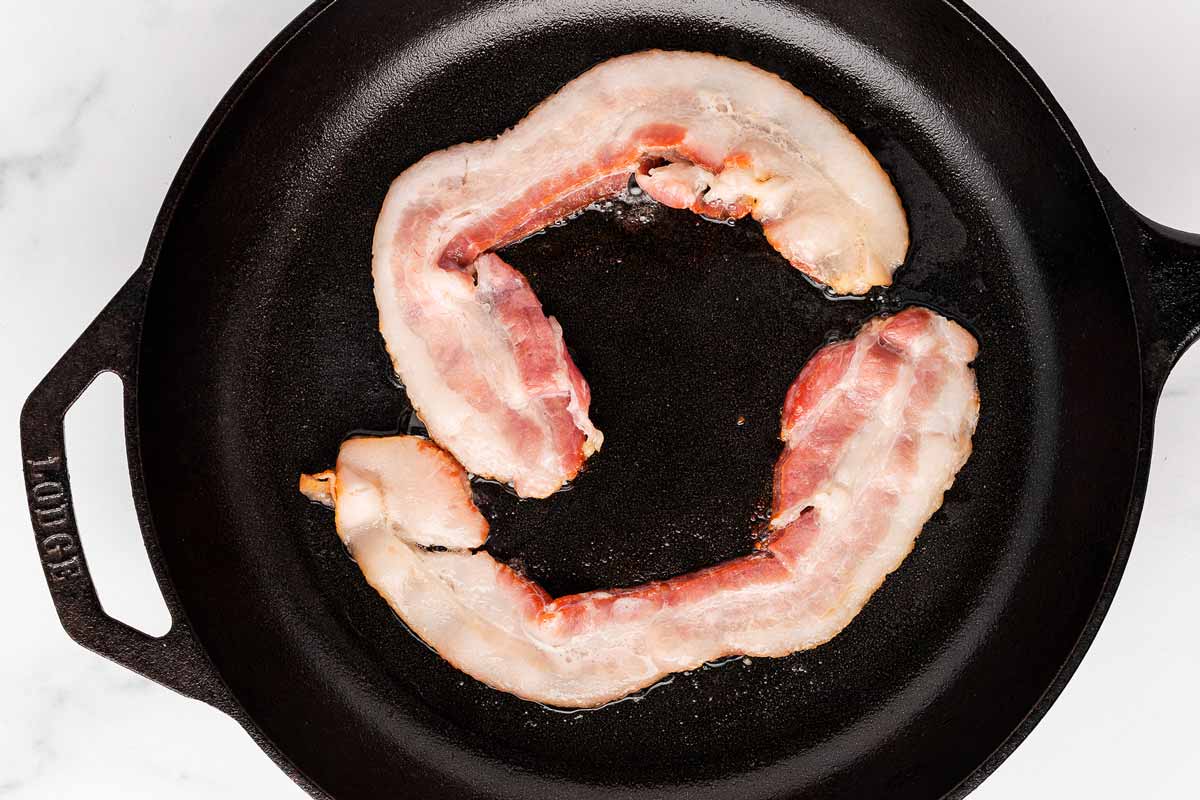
[20,1,1200,797]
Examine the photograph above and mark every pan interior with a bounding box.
[138,1,1141,798]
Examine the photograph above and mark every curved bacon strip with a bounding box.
[374,50,909,498]
[301,308,977,708]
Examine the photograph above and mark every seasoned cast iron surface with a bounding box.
[136,1,1141,797]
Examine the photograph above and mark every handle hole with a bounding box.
[65,371,172,637]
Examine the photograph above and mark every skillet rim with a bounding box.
[125,1,1152,797]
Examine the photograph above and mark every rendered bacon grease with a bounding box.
[302,309,979,708]
[372,50,910,498]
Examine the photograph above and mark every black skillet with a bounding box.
[20,1,1200,798]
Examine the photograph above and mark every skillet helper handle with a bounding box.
[1128,212,1200,388]
[19,269,228,706]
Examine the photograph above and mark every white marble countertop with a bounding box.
[2,2,1197,797]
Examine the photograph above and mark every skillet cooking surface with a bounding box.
[137,1,1141,797]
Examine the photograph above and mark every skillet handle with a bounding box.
[1123,211,1200,392]
[19,269,230,707]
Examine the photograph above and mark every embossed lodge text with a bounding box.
[26,456,81,581]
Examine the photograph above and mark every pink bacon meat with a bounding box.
[374,50,909,498]
[301,308,978,708]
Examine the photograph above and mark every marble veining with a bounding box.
[0,78,105,208]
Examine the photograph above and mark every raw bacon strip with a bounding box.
[301,308,977,708]
[375,50,908,498]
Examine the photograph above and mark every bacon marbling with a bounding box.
[301,308,978,708]
[374,50,909,498]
